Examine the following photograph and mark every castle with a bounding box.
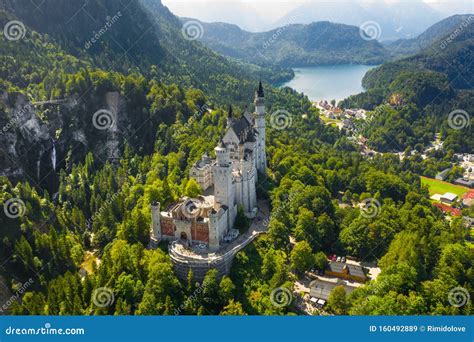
[150,82,266,251]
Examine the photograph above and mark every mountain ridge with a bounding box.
[386,14,474,57]
[0,0,296,188]
[185,18,389,67]
[271,0,444,40]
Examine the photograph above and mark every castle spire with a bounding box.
[219,138,226,149]
[227,105,233,127]
[254,81,266,176]
[257,80,264,98]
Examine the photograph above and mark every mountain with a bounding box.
[363,14,474,92]
[0,0,290,102]
[1,1,473,320]
[0,0,293,188]
[273,0,443,41]
[386,14,474,56]
[192,20,389,67]
[340,14,474,152]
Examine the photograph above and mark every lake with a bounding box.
[280,65,376,102]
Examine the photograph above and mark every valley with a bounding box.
[0,0,472,321]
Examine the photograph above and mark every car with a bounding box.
[341,256,346,263]
[198,243,207,249]
[336,256,341,262]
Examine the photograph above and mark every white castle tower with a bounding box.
[150,201,161,242]
[254,81,267,175]
[213,139,236,228]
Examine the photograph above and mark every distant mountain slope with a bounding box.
[339,15,473,153]
[0,0,295,186]
[0,0,289,102]
[273,0,443,40]
[192,20,389,67]
[0,0,168,72]
[364,15,474,91]
[386,14,474,56]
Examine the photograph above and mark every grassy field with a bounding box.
[420,176,469,197]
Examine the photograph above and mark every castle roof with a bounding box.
[243,105,252,123]
[230,115,252,138]
[257,81,264,98]
[218,138,226,149]
[246,128,256,142]
[192,153,213,170]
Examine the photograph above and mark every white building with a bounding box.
[440,192,458,204]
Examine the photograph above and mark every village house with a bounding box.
[325,261,367,283]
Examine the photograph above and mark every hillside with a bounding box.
[0,1,473,320]
[272,0,443,40]
[0,0,295,188]
[0,0,290,102]
[362,14,474,93]
[386,14,474,57]
[190,20,388,67]
[340,15,474,153]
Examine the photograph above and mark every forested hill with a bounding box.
[386,15,474,57]
[352,14,474,99]
[340,14,473,153]
[0,0,290,102]
[177,19,389,67]
[1,1,473,318]
[0,0,295,186]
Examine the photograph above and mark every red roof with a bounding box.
[433,203,462,216]
[462,190,474,200]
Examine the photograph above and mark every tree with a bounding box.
[316,213,336,249]
[114,298,131,315]
[163,295,174,315]
[326,285,348,315]
[235,205,249,232]
[290,241,314,274]
[219,276,236,304]
[268,219,290,249]
[314,251,328,270]
[186,270,195,293]
[184,178,201,198]
[201,269,221,312]
[221,300,246,315]
[294,208,318,248]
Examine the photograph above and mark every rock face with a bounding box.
[0,90,125,192]
[0,92,52,182]
[0,275,13,315]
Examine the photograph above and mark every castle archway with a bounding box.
[180,232,188,240]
